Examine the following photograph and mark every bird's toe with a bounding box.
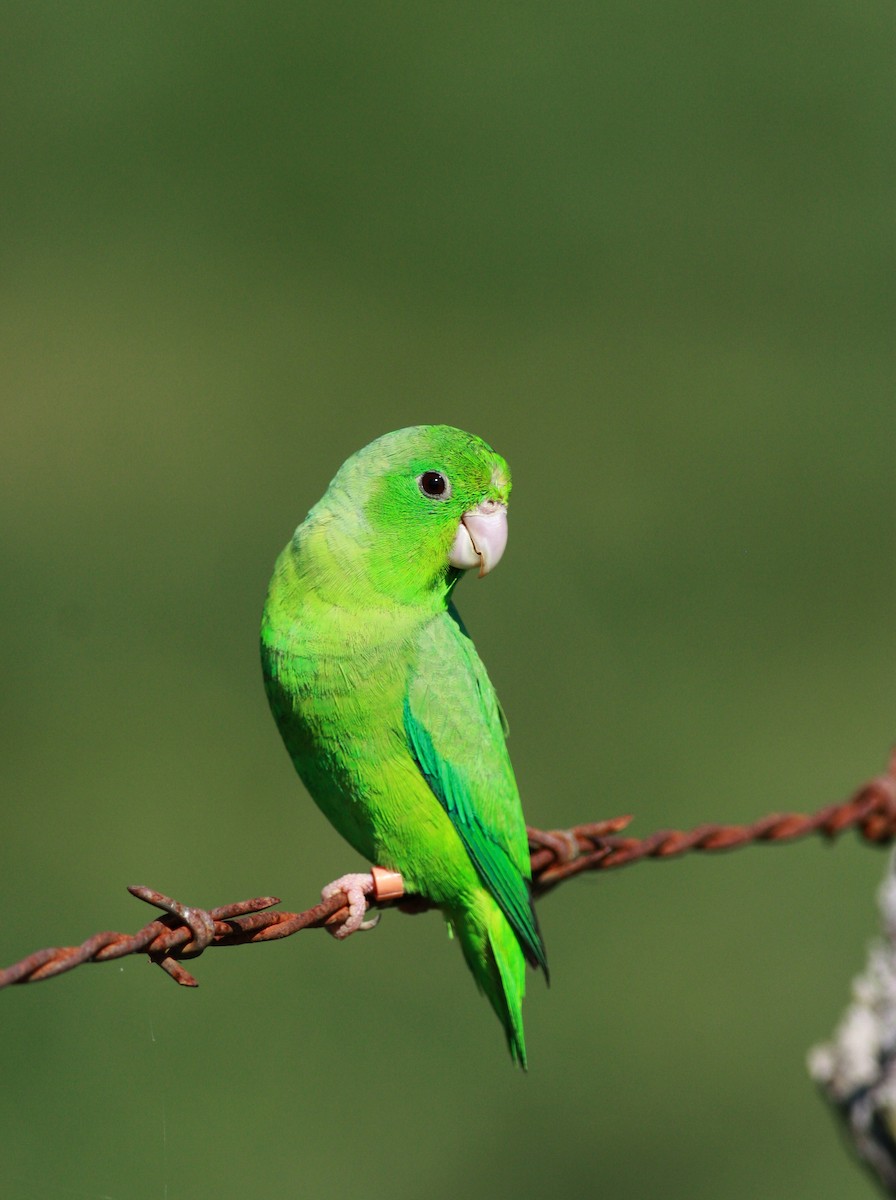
[321,872,375,938]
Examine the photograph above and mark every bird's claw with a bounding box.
[321,867,405,938]
[321,872,376,938]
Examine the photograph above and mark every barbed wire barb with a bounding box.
[2,750,894,992]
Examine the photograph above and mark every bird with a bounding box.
[260,425,547,1067]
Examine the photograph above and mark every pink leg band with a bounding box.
[370,866,405,902]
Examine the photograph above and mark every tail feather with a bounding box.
[450,892,529,1069]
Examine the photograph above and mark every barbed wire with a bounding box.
[2,750,894,992]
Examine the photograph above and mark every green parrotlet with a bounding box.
[260,425,547,1067]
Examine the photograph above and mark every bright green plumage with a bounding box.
[260,425,546,1066]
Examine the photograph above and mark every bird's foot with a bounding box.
[321,867,405,939]
[322,873,376,937]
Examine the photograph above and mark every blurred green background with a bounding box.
[1,4,892,1198]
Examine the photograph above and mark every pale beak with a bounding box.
[448,500,508,577]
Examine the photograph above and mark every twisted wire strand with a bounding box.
[2,752,894,990]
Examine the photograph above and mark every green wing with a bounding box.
[403,607,548,976]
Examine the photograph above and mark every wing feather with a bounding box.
[404,610,547,976]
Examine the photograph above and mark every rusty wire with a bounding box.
[2,751,894,991]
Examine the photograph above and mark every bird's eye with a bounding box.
[417,471,451,500]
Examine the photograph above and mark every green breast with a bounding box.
[260,532,483,899]
[262,581,426,855]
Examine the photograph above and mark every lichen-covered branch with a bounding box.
[810,851,896,1196]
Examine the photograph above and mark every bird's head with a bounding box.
[300,425,511,607]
